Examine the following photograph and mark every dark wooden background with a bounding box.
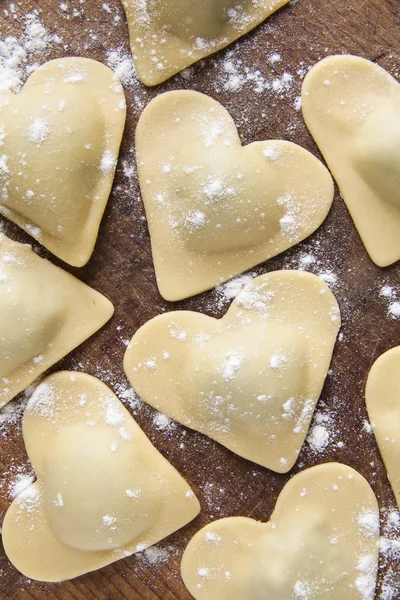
[0,0,399,598]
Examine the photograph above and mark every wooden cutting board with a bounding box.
[0,0,399,598]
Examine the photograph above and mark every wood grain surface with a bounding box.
[0,0,399,599]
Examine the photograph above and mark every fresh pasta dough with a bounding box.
[366,346,400,509]
[136,90,334,300]
[2,372,200,582]
[181,463,379,600]
[121,0,290,86]
[302,55,400,267]
[0,57,126,266]
[0,233,113,407]
[124,271,340,472]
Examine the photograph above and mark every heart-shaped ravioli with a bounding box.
[302,55,400,267]
[0,234,113,407]
[366,346,400,509]
[121,0,290,86]
[0,57,126,266]
[181,463,379,600]
[2,371,200,582]
[124,271,340,472]
[136,91,334,300]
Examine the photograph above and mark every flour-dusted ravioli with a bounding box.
[2,372,200,582]
[121,0,290,86]
[124,271,340,472]
[366,346,400,509]
[181,463,379,600]
[302,55,400,267]
[0,57,126,266]
[136,91,334,301]
[0,234,113,407]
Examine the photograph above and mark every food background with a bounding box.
[0,1,399,599]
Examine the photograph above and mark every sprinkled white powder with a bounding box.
[138,545,171,565]
[205,531,222,543]
[282,398,294,418]
[220,351,243,381]
[203,178,224,199]
[169,325,187,341]
[28,118,49,144]
[235,285,272,312]
[186,209,206,231]
[357,555,375,573]
[358,511,380,537]
[297,254,315,270]
[144,359,157,370]
[16,485,39,512]
[307,424,330,452]
[26,224,42,238]
[9,474,34,499]
[388,301,400,318]
[268,52,281,65]
[153,412,173,431]
[54,492,64,507]
[280,213,297,235]
[263,145,280,161]
[0,154,9,173]
[0,125,6,146]
[378,285,400,320]
[0,11,60,96]
[294,580,311,598]
[32,354,44,364]
[202,120,225,148]
[380,285,394,299]
[102,515,117,528]
[106,50,136,86]
[294,95,302,111]
[104,403,124,427]
[355,574,376,600]
[126,488,142,499]
[63,72,85,83]
[318,270,337,286]
[379,507,400,599]
[215,273,255,306]
[363,420,373,434]
[198,567,211,579]
[387,510,400,529]
[100,149,117,173]
[270,353,287,370]
[118,427,132,443]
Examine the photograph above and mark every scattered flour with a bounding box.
[388,302,400,319]
[212,272,256,309]
[138,544,171,565]
[0,396,27,437]
[307,423,330,452]
[0,10,61,95]
[106,50,137,87]
[185,209,207,231]
[379,285,400,320]
[28,117,50,144]
[358,511,380,538]
[8,473,34,499]
[100,149,117,173]
[220,351,243,381]
[378,509,400,599]
[153,412,174,431]
[270,353,287,370]
[214,51,300,98]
